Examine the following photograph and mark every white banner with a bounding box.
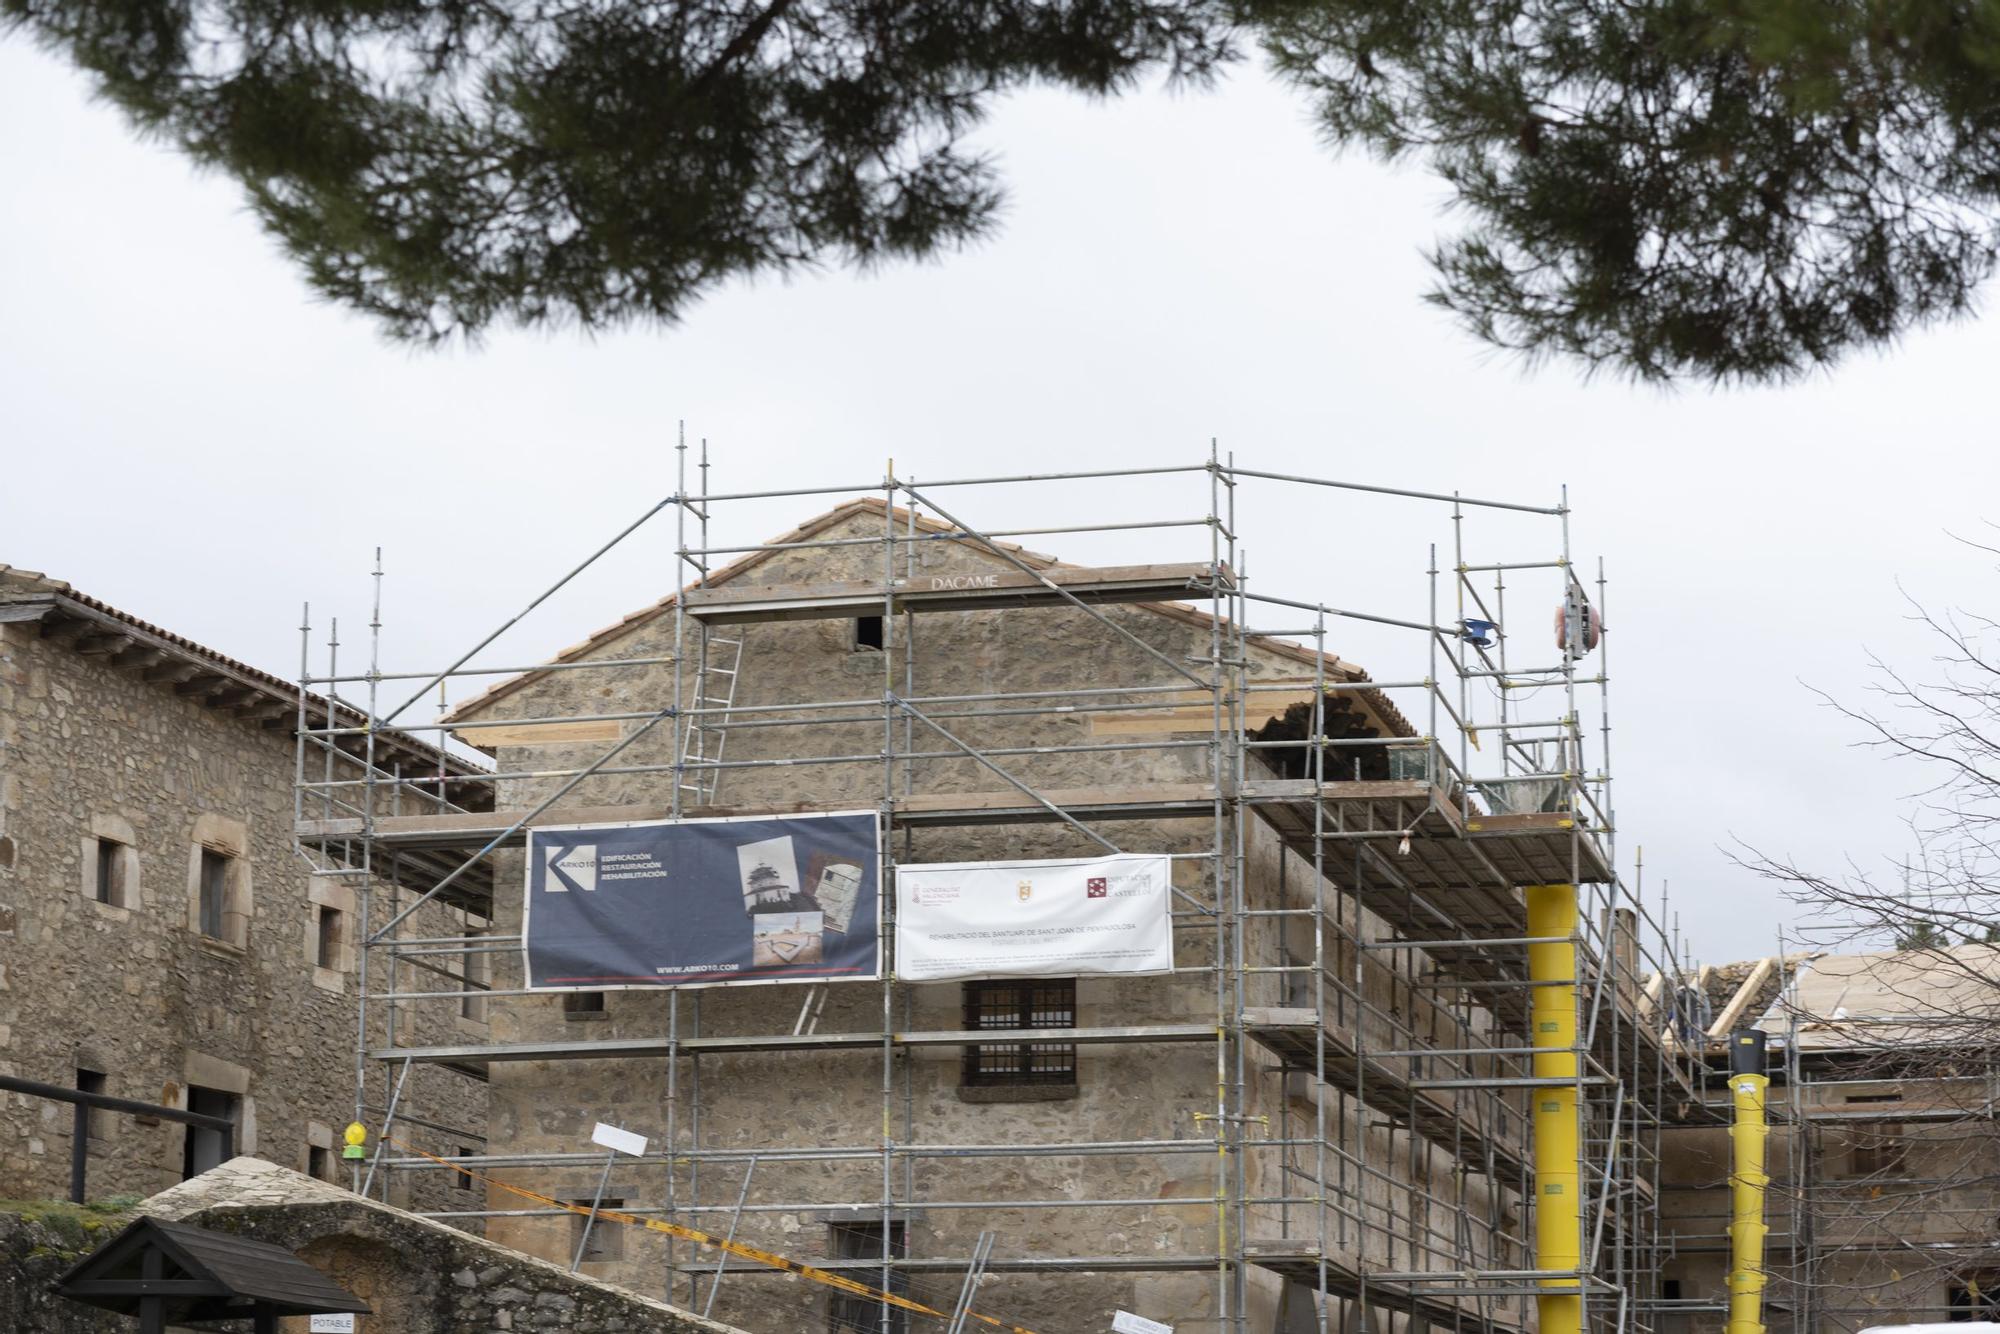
[895,853,1173,982]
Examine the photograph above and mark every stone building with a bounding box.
[0,565,490,1208]
[345,499,1668,1334]
[1659,945,2000,1334]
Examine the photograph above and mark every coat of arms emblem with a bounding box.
[1017,879,1033,902]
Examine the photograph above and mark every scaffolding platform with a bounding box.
[1245,1007,1530,1180]
[1244,779,1611,889]
[681,561,1229,623]
[301,781,1602,887]
[373,1023,1215,1075]
[1242,1244,1528,1334]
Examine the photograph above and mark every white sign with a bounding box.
[309,1316,356,1333]
[591,1122,649,1157]
[896,854,1174,982]
[1112,1312,1174,1334]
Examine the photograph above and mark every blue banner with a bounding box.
[523,812,881,988]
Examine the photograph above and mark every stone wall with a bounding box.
[0,1200,131,1334]
[140,1156,743,1334]
[451,508,1526,1334]
[0,609,486,1215]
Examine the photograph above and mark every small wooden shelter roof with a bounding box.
[55,1214,369,1322]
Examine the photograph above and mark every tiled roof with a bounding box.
[0,563,486,782]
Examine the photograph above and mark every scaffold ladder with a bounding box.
[679,631,744,806]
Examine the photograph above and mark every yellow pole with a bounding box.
[1526,883,1582,1334]
[1727,1031,1771,1334]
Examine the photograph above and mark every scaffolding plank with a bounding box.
[296,784,1221,849]
[373,1022,1216,1067]
[680,562,1226,623]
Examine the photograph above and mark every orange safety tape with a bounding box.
[384,1135,1039,1334]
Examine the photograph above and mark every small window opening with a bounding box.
[1278,1277,1325,1333]
[307,1144,331,1182]
[197,848,231,939]
[828,1221,906,1333]
[854,615,884,651]
[571,1198,625,1262]
[962,979,1076,1087]
[93,839,125,906]
[1662,1280,1684,1301]
[315,905,343,969]
[564,991,607,1019]
[455,1147,479,1192]
[76,1068,109,1140]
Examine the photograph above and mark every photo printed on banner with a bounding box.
[736,834,816,914]
[805,851,864,933]
[752,911,825,966]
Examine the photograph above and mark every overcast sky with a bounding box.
[4,40,1989,967]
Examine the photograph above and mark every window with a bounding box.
[1661,1280,1684,1301]
[197,848,232,939]
[315,905,343,970]
[76,1069,109,1141]
[93,839,127,907]
[181,1086,240,1179]
[307,1144,331,1182]
[1951,1274,2000,1321]
[455,1147,479,1193]
[962,979,1076,1087]
[461,930,490,1022]
[83,819,140,908]
[854,615,884,651]
[189,821,251,949]
[571,1198,625,1262]
[564,991,607,1020]
[1849,1122,1907,1178]
[828,1221,906,1334]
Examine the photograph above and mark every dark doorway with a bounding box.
[181,1086,239,1179]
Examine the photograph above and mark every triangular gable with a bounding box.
[443,497,1411,737]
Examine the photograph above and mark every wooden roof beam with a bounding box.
[73,630,137,656]
[113,645,169,671]
[146,660,202,685]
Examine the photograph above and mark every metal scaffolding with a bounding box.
[294,450,1698,1334]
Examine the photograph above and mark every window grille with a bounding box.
[961,979,1076,1087]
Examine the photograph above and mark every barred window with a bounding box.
[570,1198,625,1263]
[828,1221,906,1334]
[1848,1121,1907,1178]
[961,979,1076,1087]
